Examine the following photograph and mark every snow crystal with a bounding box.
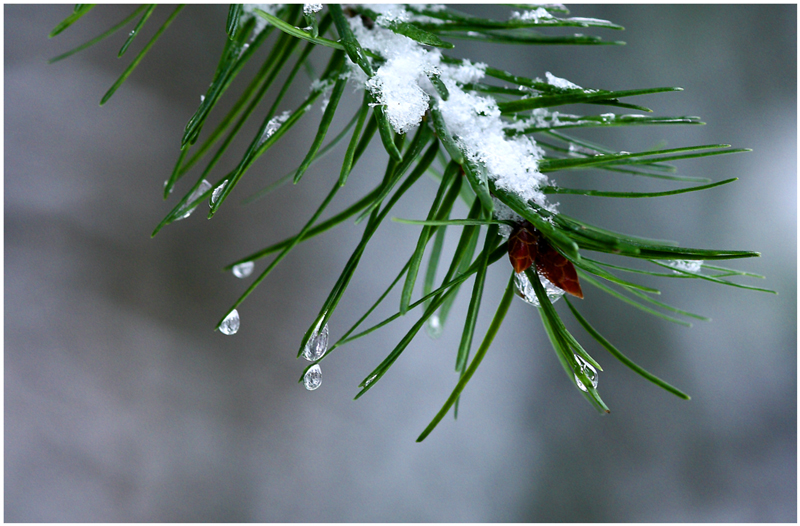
[566,17,614,27]
[372,4,411,25]
[440,59,486,85]
[350,13,438,133]
[303,3,322,16]
[366,56,431,133]
[259,111,291,145]
[309,78,334,94]
[666,260,704,273]
[508,108,577,132]
[545,72,582,90]
[511,8,554,22]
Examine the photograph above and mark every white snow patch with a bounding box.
[260,111,291,145]
[511,8,554,22]
[438,83,547,205]
[666,260,704,273]
[348,6,552,212]
[350,13,438,133]
[303,3,322,16]
[545,72,582,90]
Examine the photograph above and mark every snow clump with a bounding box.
[348,6,552,209]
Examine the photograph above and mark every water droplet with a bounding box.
[304,364,322,390]
[426,314,443,338]
[219,309,240,335]
[514,272,565,307]
[232,261,254,279]
[176,179,212,220]
[573,354,598,392]
[303,323,329,361]
[210,179,228,206]
[200,94,205,103]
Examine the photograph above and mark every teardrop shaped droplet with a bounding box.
[426,314,443,339]
[303,323,329,361]
[573,354,598,392]
[514,271,565,307]
[210,179,228,207]
[232,261,254,279]
[176,179,212,220]
[304,364,322,390]
[219,309,240,335]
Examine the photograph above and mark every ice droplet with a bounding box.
[514,271,565,307]
[176,179,212,220]
[232,261,254,279]
[210,179,228,206]
[426,314,443,338]
[304,364,322,390]
[219,309,240,335]
[573,354,598,392]
[303,323,329,361]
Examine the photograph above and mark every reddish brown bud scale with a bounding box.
[508,222,584,299]
[507,224,538,273]
[535,235,584,299]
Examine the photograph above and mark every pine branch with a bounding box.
[49,4,769,440]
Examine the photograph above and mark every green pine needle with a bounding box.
[100,5,185,106]
[117,4,156,57]
[48,4,95,38]
[565,298,691,400]
[48,5,146,64]
[417,272,515,442]
[542,177,738,198]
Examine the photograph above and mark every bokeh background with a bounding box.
[5,4,796,521]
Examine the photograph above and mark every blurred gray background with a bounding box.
[5,4,796,522]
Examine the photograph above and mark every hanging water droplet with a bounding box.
[426,314,443,339]
[176,179,212,220]
[303,323,329,361]
[210,179,228,206]
[573,354,598,392]
[219,309,240,335]
[514,271,565,307]
[232,261,254,279]
[304,364,322,390]
[200,94,205,103]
